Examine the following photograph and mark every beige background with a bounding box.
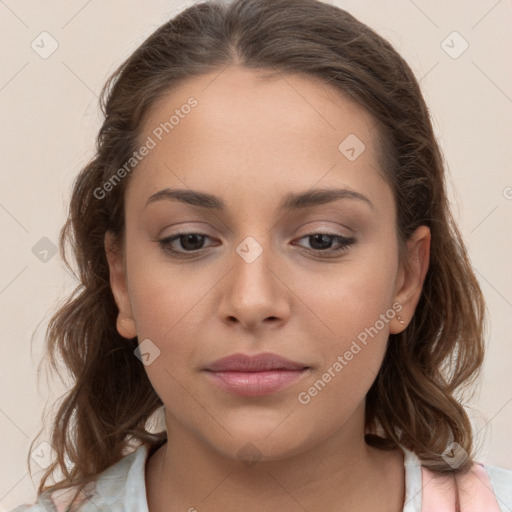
[1,0,511,508]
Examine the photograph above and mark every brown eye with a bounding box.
[294,233,355,256]
[159,232,213,255]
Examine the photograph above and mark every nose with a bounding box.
[217,237,291,331]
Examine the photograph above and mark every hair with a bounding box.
[30,0,486,505]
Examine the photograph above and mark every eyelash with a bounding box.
[158,232,355,258]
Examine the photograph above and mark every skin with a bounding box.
[105,65,430,512]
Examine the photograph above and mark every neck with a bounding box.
[145,403,405,512]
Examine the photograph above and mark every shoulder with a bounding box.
[481,462,512,508]
[401,445,512,512]
[422,459,512,511]
[8,443,150,512]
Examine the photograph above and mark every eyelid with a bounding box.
[293,214,356,232]
[298,226,351,236]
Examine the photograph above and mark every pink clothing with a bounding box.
[421,462,502,511]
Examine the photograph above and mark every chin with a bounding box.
[204,422,319,464]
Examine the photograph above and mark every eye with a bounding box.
[294,233,355,257]
[158,231,356,258]
[159,232,214,255]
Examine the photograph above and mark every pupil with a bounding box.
[182,234,204,250]
[310,234,332,250]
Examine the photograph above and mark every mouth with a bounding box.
[203,352,311,397]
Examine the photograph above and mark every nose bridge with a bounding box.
[218,231,290,327]
[232,233,275,296]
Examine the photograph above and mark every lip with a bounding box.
[203,352,310,397]
[204,352,309,372]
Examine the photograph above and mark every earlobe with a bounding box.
[390,225,431,334]
[104,231,137,339]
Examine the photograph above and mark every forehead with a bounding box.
[127,65,390,214]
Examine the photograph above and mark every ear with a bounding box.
[104,231,137,339]
[390,225,431,334]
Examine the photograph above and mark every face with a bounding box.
[106,65,430,462]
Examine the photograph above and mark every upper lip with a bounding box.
[204,352,309,372]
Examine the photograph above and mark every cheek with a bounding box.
[124,253,212,418]
[292,279,396,437]
[125,237,215,337]
[295,241,398,341]
[292,236,398,402]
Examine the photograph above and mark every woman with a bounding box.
[11,0,512,510]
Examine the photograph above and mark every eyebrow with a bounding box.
[145,187,374,211]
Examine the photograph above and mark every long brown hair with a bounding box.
[31,0,485,502]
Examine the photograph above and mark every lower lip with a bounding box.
[204,369,309,397]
